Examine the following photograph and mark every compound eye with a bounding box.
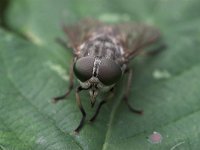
[98,58,122,85]
[73,57,95,82]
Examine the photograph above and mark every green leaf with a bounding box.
[1,0,200,149]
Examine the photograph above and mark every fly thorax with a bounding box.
[79,34,124,61]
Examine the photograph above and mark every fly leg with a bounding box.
[140,43,166,56]
[89,88,114,122]
[74,86,87,133]
[56,23,78,55]
[123,68,143,114]
[56,24,72,51]
[89,101,106,122]
[52,61,74,103]
[56,37,69,50]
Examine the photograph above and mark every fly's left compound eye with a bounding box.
[73,57,95,82]
[98,58,122,85]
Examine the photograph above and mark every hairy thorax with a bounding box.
[77,27,125,65]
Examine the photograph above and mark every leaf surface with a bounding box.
[1,0,200,149]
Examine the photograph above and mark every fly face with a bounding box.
[53,19,163,133]
[73,56,123,106]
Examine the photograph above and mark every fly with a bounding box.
[53,19,165,133]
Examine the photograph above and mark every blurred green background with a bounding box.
[0,0,200,150]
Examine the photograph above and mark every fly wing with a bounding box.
[62,19,162,59]
[113,23,162,60]
[62,19,103,49]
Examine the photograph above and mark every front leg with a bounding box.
[74,86,87,133]
[52,60,74,103]
[122,68,143,114]
[89,88,114,122]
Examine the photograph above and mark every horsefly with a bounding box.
[53,19,164,133]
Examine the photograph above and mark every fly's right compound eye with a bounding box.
[73,57,95,82]
[98,58,122,86]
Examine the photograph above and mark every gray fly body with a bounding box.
[77,27,126,89]
[53,19,164,133]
